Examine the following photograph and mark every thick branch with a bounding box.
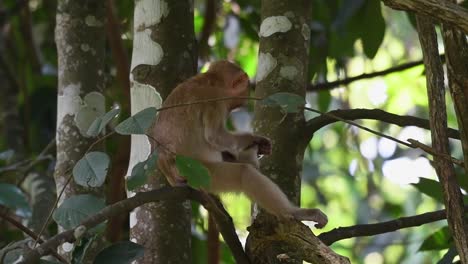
[20,187,249,264]
[381,0,468,35]
[416,16,468,263]
[304,108,460,142]
[319,206,468,245]
[308,54,444,91]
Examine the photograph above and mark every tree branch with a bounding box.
[304,108,460,142]
[0,206,68,263]
[308,54,444,91]
[319,206,468,245]
[20,187,250,264]
[381,0,468,35]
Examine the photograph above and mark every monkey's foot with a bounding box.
[293,208,328,228]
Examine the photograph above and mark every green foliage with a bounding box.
[419,226,452,251]
[53,194,105,230]
[175,155,211,189]
[87,108,121,137]
[0,183,31,217]
[73,152,110,188]
[127,151,158,191]
[411,178,444,203]
[94,241,144,264]
[261,92,306,114]
[115,107,157,135]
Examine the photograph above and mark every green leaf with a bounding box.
[0,183,31,217]
[127,151,158,191]
[115,107,157,135]
[73,152,110,188]
[94,241,144,264]
[73,235,98,264]
[419,226,452,251]
[411,178,444,203]
[87,108,121,137]
[175,155,211,188]
[318,90,332,112]
[261,92,306,113]
[53,194,105,230]
[359,0,386,58]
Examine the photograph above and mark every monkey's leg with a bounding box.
[202,161,328,228]
[157,152,187,186]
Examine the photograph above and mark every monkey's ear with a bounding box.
[230,72,249,95]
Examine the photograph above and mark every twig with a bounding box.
[407,138,463,166]
[17,139,56,186]
[304,107,462,166]
[156,96,263,113]
[319,206,468,245]
[0,206,69,263]
[33,171,73,248]
[308,54,444,91]
[304,107,413,147]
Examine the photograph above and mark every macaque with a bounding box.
[151,60,327,227]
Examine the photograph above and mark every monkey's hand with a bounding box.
[251,136,271,155]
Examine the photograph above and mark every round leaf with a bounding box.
[115,107,157,135]
[73,152,110,188]
[175,155,211,188]
[87,108,121,137]
[93,241,144,264]
[0,183,31,217]
[53,194,105,230]
[127,151,158,191]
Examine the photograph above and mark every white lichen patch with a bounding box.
[301,23,310,41]
[259,16,292,37]
[85,15,103,27]
[125,83,162,184]
[256,52,277,82]
[57,83,82,126]
[130,29,164,71]
[74,91,105,137]
[130,210,138,228]
[134,0,169,29]
[280,66,299,80]
[62,242,74,252]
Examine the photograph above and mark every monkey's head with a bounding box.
[208,60,249,110]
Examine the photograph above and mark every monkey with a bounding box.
[151,60,327,228]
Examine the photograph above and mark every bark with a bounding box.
[416,16,468,263]
[440,1,468,177]
[127,0,196,263]
[381,0,468,35]
[247,1,349,263]
[54,0,106,261]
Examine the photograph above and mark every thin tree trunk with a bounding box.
[54,0,106,261]
[416,16,468,263]
[127,0,196,263]
[248,1,312,263]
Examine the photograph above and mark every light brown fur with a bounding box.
[151,60,327,227]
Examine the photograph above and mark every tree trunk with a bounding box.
[54,0,106,261]
[127,0,196,263]
[247,1,312,263]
